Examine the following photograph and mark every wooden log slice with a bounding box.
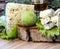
[17,25,60,42]
[29,26,53,42]
[29,26,60,42]
[17,25,30,41]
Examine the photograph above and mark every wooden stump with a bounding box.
[55,36,60,42]
[17,25,60,42]
[17,25,30,41]
[29,26,53,42]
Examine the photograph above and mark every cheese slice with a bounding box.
[51,16,58,25]
[5,3,34,33]
[44,23,54,29]
[40,9,54,18]
[51,12,60,27]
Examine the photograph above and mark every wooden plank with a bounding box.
[35,43,58,49]
[0,39,10,46]
[0,39,60,49]
[11,42,43,49]
[0,39,22,49]
[49,44,60,49]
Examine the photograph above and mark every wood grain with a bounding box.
[0,38,60,49]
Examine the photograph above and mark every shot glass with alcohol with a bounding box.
[31,0,48,12]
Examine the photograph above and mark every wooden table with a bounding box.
[0,38,60,49]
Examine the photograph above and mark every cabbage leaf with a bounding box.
[36,19,60,37]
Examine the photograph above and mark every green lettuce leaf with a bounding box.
[0,29,7,39]
[46,26,59,37]
[0,26,18,39]
[0,15,18,39]
[6,26,18,39]
[36,19,60,37]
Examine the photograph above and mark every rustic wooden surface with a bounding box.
[0,38,60,49]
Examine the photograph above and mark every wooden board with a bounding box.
[0,38,60,49]
[17,25,60,42]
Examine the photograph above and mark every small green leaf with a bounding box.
[0,29,7,39]
[7,26,18,39]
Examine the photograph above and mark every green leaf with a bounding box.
[0,29,7,39]
[47,26,59,37]
[36,19,60,37]
[36,19,44,29]
[0,26,18,39]
[6,26,18,39]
